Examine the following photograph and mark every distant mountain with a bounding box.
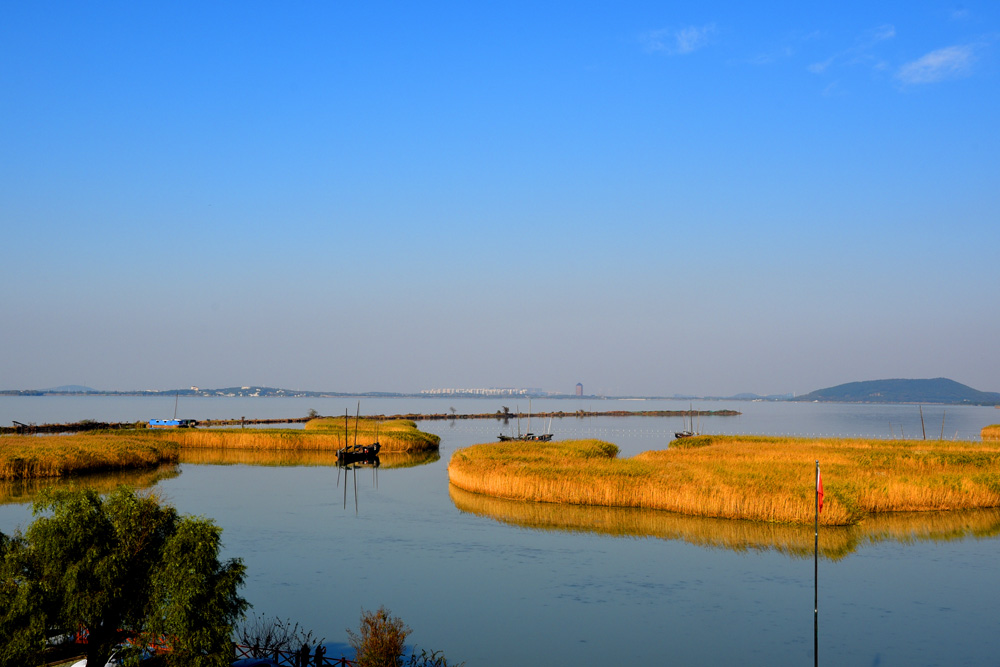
[44,385,97,393]
[792,378,1000,405]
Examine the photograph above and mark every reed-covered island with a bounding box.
[983,424,1000,440]
[447,435,1000,526]
[0,418,439,481]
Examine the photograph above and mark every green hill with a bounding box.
[793,378,1000,405]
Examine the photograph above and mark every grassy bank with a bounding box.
[447,435,1000,526]
[983,424,1000,440]
[0,434,179,480]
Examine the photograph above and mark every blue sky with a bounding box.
[2,1,998,396]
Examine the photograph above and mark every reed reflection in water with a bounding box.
[449,484,1000,560]
[177,448,439,468]
[0,464,180,506]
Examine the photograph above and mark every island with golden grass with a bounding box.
[0,434,180,481]
[447,435,1000,526]
[0,418,439,481]
[983,424,1000,440]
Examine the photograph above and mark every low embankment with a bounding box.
[447,435,1000,526]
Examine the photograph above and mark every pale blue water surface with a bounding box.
[1,397,999,666]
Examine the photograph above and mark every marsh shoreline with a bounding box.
[1,409,740,435]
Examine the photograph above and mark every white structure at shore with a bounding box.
[420,387,538,397]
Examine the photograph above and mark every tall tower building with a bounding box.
[575,383,583,396]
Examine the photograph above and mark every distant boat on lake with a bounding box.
[149,393,196,428]
[498,400,554,442]
[149,418,197,428]
[336,404,381,466]
[675,404,697,439]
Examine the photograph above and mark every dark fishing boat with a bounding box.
[497,400,554,442]
[337,441,381,465]
[337,404,381,465]
[674,404,697,439]
[498,432,553,442]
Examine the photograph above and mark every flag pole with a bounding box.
[814,460,820,667]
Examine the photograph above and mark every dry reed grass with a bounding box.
[0,434,179,480]
[146,419,439,452]
[448,484,1000,559]
[983,424,1000,440]
[0,420,439,480]
[447,435,1000,526]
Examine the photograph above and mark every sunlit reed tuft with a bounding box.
[0,434,178,480]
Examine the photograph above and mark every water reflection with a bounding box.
[449,484,1000,560]
[177,448,439,468]
[0,464,180,505]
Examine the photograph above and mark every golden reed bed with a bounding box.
[0,418,439,481]
[0,434,178,481]
[447,436,1000,526]
[147,417,440,452]
[983,424,1000,440]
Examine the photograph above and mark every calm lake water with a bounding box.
[2,397,999,666]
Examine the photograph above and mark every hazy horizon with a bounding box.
[3,3,997,398]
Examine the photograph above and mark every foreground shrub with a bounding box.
[348,607,410,667]
[0,486,246,667]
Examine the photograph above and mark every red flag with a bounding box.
[817,468,824,513]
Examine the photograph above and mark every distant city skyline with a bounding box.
[2,3,997,398]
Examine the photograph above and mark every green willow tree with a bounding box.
[0,486,247,667]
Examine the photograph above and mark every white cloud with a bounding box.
[808,24,895,74]
[642,24,717,55]
[897,45,976,84]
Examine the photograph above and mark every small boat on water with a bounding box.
[337,441,381,465]
[674,404,697,439]
[149,418,197,428]
[498,401,554,442]
[150,393,196,428]
[336,404,381,465]
[498,432,553,442]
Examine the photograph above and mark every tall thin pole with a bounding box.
[814,460,819,667]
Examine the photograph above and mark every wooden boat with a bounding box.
[497,400,554,442]
[674,404,697,439]
[337,441,381,465]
